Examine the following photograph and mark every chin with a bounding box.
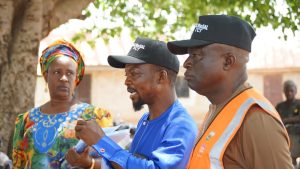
[56,93,72,100]
[188,84,204,95]
[187,82,196,91]
[132,100,145,111]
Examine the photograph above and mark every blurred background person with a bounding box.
[12,40,112,169]
[276,80,300,166]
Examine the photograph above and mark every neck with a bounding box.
[148,88,176,120]
[43,97,78,114]
[287,98,295,103]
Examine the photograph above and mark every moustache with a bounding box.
[127,87,136,93]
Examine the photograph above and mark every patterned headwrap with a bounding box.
[40,40,85,85]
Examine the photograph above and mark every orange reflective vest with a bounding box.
[187,88,289,169]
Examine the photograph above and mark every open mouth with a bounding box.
[127,87,138,99]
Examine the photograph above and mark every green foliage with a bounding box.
[73,0,300,45]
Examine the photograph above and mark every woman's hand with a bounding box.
[65,146,93,168]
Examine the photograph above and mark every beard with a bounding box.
[132,98,145,111]
[128,87,145,111]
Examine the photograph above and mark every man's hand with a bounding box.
[65,147,92,168]
[75,119,105,145]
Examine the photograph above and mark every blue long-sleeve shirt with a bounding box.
[92,100,198,169]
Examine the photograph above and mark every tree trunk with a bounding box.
[0,0,94,155]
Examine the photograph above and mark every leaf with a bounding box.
[73,0,300,46]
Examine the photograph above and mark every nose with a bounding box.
[124,76,131,86]
[287,91,294,97]
[183,56,192,69]
[60,74,68,82]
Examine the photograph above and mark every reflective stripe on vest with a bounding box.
[187,88,288,169]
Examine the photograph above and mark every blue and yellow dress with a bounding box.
[12,103,112,169]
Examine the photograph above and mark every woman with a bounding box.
[12,40,112,168]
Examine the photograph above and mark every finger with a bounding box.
[69,147,77,154]
[66,148,81,167]
[75,125,84,132]
[70,148,80,162]
[85,119,95,127]
[87,120,102,131]
[76,119,87,125]
[65,150,69,161]
[75,131,81,139]
[87,146,93,152]
[65,150,72,163]
[83,146,90,153]
[83,146,90,156]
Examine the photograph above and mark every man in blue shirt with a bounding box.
[74,37,198,169]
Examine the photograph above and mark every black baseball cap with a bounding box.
[108,37,180,73]
[167,15,256,54]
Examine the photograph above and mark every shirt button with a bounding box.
[143,121,147,125]
[100,148,105,153]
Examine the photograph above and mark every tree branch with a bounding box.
[42,0,94,38]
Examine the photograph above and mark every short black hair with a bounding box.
[155,65,177,86]
[284,80,296,89]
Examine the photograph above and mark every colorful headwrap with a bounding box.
[40,40,85,85]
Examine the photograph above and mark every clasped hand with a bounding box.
[75,119,105,145]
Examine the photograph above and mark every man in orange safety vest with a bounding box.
[167,14,293,169]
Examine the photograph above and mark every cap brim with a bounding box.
[108,55,146,68]
[167,39,212,55]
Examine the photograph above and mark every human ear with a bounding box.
[223,53,236,70]
[157,69,168,84]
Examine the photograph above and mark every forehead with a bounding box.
[285,85,296,90]
[49,56,77,68]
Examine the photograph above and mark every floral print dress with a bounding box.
[12,103,112,169]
